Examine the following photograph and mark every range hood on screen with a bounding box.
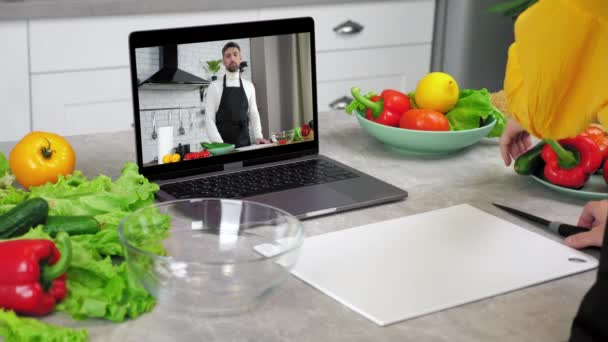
[138,45,210,91]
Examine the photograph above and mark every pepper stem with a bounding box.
[351,87,382,117]
[42,232,72,283]
[40,138,55,159]
[545,139,578,169]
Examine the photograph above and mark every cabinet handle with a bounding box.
[333,20,364,35]
[329,96,353,110]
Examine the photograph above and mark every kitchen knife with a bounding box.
[492,203,588,237]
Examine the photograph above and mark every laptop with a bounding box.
[128,17,407,219]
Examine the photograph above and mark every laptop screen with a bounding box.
[129,18,318,179]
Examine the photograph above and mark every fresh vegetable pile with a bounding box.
[345,72,507,138]
[0,144,168,341]
[514,124,608,189]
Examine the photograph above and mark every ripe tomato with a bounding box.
[9,132,76,188]
[399,109,450,131]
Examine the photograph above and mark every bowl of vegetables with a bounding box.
[355,111,498,155]
[200,142,235,156]
[118,198,304,315]
[346,73,506,155]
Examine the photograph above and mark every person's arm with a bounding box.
[247,85,267,144]
[204,83,224,143]
[569,201,608,341]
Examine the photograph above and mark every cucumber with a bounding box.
[43,216,100,237]
[0,198,49,238]
[514,141,546,175]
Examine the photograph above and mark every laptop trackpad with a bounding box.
[246,186,354,217]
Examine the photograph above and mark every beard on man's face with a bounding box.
[227,63,239,73]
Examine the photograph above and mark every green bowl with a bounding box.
[206,144,235,156]
[531,173,608,200]
[355,111,497,155]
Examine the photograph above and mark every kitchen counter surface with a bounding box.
[1,0,395,21]
[0,110,598,341]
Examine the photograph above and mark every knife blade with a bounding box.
[492,203,588,237]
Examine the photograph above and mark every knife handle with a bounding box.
[549,222,588,237]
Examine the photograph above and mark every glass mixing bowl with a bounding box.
[118,198,304,315]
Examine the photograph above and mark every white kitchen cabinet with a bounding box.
[31,68,133,136]
[260,0,435,112]
[259,0,435,51]
[317,75,405,113]
[315,44,431,111]
[316,44,431,83]
[29,10,258,73]
[0,21,30,142]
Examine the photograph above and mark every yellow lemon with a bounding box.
[162,154,173,164]
[414,72,459,113]
[171,153,181,163]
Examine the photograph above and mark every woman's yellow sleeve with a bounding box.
[504,0,608,140]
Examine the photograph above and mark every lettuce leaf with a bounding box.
[29,162,159,217]
[0,186,29,214]
[0,152,15,189]
[445,88,507,137]
[0,310,87,342]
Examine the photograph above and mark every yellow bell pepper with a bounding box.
[504,0,608,140]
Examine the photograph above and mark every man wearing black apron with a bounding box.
[205,41,269,148]
[215,75,250,148]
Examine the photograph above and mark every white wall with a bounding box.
[135,47,160,82]
[0,21,30,141]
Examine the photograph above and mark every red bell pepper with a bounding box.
[301,124,311,137]
[541,137,602,189]
[0,232,72,316]
[351,87,411,127]
[184,150,211,160]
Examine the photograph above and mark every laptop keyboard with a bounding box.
[160,159,359,199]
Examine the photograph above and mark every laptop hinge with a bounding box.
[147,164,223,181]
[223,161,244,171]
[243,149,317,167]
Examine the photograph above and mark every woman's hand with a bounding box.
[565,200,608,249]
[499,118,533,166]
[255,138,270,144]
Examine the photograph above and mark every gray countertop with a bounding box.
[1,0,373,21]
[0,110,598,341]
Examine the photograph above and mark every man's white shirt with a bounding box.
[204,70,264,143]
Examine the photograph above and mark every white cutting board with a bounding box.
[288,204,598,326]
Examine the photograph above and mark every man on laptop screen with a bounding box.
[136,32,314,164]
[205,41,270,148]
